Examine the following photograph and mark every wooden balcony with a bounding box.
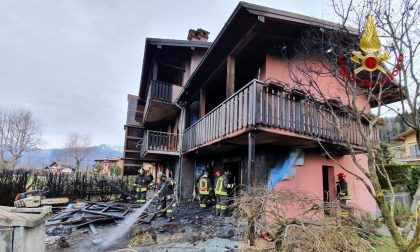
[182,80,371,154]
[140,130,180,161]
[144,80,181,124]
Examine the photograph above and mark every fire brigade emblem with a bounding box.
[351,15,390,74]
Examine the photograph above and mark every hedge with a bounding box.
[378,164,420,196]
[0,169,132,206]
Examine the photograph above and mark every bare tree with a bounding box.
[64,132,93,171]
[0,107,41,169]
[282,0,420,250]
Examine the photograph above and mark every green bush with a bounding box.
[393,202,410,227]
[408,167,420,197]
[378,164,420,194]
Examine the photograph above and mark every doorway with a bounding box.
[224,161,242,186]
[322,166,335,215]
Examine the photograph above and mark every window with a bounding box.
[409,144,420,158]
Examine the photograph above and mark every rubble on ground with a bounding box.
[44,200,267,252]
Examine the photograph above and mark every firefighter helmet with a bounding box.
[224,170,232,177]
[337,172,346,179]
[138,168,145,175]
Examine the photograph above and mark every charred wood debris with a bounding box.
[44,199,248,251]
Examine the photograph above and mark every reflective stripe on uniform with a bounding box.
[200,203,206,208]
[199,178,210,195]
[136,199,146,203]
[220,205,227,210]
[136,187,148,193]
[216,204,221,209]
[215,177,227,196]
[167,209,173,213]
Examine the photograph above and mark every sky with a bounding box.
[0,0,330,149]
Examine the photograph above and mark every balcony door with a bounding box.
[224,161,242,187]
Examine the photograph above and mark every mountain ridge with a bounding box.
[17,144,123,169]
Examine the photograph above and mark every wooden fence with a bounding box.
[0,169,132,206]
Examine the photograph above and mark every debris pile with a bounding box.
[44,200,257,251]
[46,201,138,235]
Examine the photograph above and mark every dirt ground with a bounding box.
[45,199,271,252]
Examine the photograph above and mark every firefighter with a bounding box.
[147,171,155,190]
[135,168,150,204]
[157,172,176,221]
[215,170,235,216]
[198,171,212,209]
[336,172,350,217]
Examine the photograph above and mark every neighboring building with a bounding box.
[123,95,145,175]
[45,162,75,173]
[393,128,420,163]
[124,2,401,216]
[94,157,124,175]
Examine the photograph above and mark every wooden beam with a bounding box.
[226,55,235,98]
[152,61,158,80]
[157,61,186,72]
[247,131,255,187]
[230,22,258,56]
[199,88,206,118]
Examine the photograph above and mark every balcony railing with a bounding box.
[147,80,173,103]
[140,130,179,158]
[182,80,372,153]
[144,80,182,123]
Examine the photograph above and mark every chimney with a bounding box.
[187,28,210,42]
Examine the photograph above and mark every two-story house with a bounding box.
[125,2,401,216]
[123,31,211,177]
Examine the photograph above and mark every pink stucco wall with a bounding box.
[263,54,371,111]
[273,152,376,217]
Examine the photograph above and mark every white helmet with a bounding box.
[138,168,145,175]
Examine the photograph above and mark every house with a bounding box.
[393,128,420,163]
[45,162,75,173]
[123,2,401,216]
[94,157,124,175]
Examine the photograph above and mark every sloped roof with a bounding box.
[175,2,403,107]
[392,128,415,141]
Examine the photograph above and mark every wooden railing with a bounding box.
[140,130,179,158]
[182,80,371,153]
[148,80,172,103]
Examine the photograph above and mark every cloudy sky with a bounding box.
[0,0,330,149]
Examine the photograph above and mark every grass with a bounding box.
[373,236,398,252]
[373,235,420,252]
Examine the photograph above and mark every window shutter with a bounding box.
[416,145,420,156]
[410,145,416,158]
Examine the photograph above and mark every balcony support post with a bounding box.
[199,88,206,118]
[226,55,235,98]
[247,131,256,187]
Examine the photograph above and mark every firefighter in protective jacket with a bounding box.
[198,171,212,209]
[135,168,150,204]
[215,170,235,216]
[336,172,350,217]
[157,172,176,221]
